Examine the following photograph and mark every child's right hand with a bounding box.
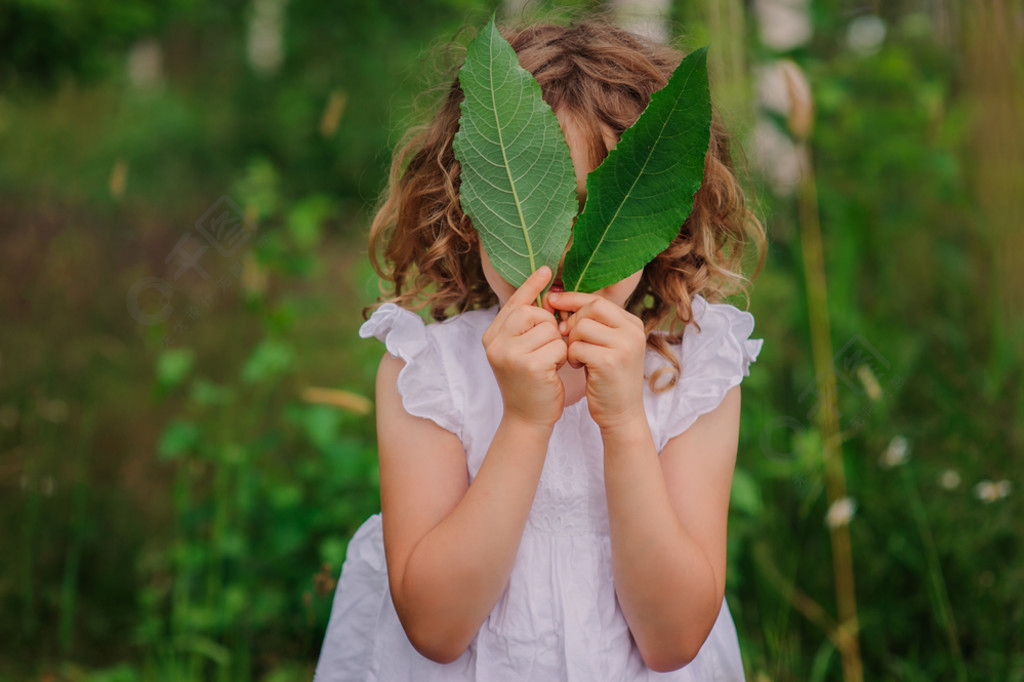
[482,266,566,429]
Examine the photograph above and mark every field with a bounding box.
[1,1,1021,680]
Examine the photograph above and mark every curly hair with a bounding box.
[367,19,766,391]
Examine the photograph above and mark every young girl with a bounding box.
[316,18,765,681]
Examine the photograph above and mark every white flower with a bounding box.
[247,0,285,75]
[755,59,814,139]
[939,469,961,490]
[974,479,1013,503]
[607,0,671,43]
[127,39,163,90]
[879,436,910,469]
[857,364,884,402]
[825,497,857,529]
[755,0,813,51]
[752,118,801,195]
[847,15,887,56]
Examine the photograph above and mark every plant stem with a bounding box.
[795,142,863,682]
[20,412,41,642]
[753,541,840,647]
[900,464,968,682]
[58,406,96,655]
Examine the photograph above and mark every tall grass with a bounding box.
[0,2,1021,680]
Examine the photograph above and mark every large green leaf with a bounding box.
[452,17,578,288]
[562,47,712,293]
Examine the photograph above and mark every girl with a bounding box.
[316,18,766,682]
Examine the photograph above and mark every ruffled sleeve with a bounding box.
[359,303,462,437]
[652,296,763,449]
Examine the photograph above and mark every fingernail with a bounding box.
[548,292,559,302]
[538,265,550,276]
[558,321,568,335]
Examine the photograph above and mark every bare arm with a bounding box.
[601,386,739,672]
[549,290,739,672]
[377,267,566,663]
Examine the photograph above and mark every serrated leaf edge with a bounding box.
[564,47,711,292]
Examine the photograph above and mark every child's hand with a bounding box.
[545,292,647,431]
[482,266,567,429]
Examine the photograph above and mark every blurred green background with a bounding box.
[1,0,1022,680]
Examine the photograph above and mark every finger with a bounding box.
[544,290,592,314]
[530,337,568,368]
[506,266,553,309]
[503,303,560,336]
[569,302,639,335]
[566,339,603,370]
[567,316,618,348]
[490,266,552,334]
[486,299,552,346]
[513,319,563,352]
[549,292,630,327]
[541,290,556,315]
[545,291,597,338]
[542,291,571,327]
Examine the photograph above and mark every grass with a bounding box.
[1,2,1022,680]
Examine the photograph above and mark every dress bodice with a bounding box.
[313,298,762,681]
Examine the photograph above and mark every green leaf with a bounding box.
[287,195,333,250]
[157,419,201,460]
[730,467,763,516]
[156,347,195,393]
[241,339,294,384]
[452,17,578,288]
[562,47,712,293]
[188,378,236,407]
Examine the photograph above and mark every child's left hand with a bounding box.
[545,291,647,431]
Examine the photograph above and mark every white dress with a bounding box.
[315,296,762,681]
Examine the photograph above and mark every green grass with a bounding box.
[1,1,1022,680]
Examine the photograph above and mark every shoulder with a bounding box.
[431,305,499,350]
[645,295,762,377]
[362,304,498,437]
[682,295,760,368]
[361,303,497,358]
[644,295,762,448]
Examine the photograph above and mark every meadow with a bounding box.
[0,1,1021,680]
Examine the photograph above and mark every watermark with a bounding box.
[833,334,890,396]
[760,334,905,465]
[126,195,264,347]
[195,195,250,257]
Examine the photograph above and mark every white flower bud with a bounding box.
[825,497,857,529]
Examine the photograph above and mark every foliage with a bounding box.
[453,19,712,294]
[0,1,1021,681]
[563,46,711,292]
[453,17,578,289]
[0,0,181,88]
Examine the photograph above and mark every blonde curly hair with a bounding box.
[367,19,765,391]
